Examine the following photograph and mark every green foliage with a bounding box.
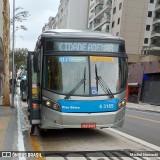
[10,48,28,72]
[10,7,30,32]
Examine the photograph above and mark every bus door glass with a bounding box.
[28,52,41,125]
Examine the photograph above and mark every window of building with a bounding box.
[95,4,103,14]
[146,25,150,31]
[155,12,160,18]
[116,32,119,36]
[117,18,120,25]
[152,38,157,44]
[148,11,152,17]
[112,21,115,28]
[150,0,154,3]
[113,7,116,14]
[119,2,122,10]
[144,38,148,44]
[89,22,93,29]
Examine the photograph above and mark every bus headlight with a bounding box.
[53,103,60,110]
[46,100,52,107]
[43,98,61,112]
[117,99,126,110]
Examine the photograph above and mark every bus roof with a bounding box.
[40,29,124,41]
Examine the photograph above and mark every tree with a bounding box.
[10,48,28,73]
[3,0,10,106]
[10,7,30,32]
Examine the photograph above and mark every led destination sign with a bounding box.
[46,41,125,53]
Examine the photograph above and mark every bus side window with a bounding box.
[33,54,38,72]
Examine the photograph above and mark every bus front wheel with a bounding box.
[30,125,35,135]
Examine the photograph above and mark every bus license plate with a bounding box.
[81,123,96,128]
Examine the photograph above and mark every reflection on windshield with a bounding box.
[44,56,89,95]
[90,56,120,95]
[95,64,114,98]
[43,56,127,96]
[65,67,86,99]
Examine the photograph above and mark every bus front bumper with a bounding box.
[40,106,126,129]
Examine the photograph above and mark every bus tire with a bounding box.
[37,126,47,135]
[30,125,35,135]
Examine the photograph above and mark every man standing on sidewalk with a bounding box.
[9,78,16,93]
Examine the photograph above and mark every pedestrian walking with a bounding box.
[9,78,16,93]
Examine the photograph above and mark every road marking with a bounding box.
[28,130,45,160]
[16,95,26,160]
[107,128,160,151]
[126,114,160,124]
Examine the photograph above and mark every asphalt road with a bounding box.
[117,108,160,147]
[19,98,159,159]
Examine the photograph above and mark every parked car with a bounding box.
[20,76,27,101]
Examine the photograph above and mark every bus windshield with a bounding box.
[44,56,90,95]
[43,56,127,96]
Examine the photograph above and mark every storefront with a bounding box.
[141,73,160,105]
[126,83,140,103]
[128,61,160,105]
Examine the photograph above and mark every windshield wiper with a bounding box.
[95,64,114,98]
[65,67,86,99]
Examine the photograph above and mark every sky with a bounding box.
[9,0,60,51]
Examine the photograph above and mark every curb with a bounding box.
[127,107,160,114]
[107,128,160,151]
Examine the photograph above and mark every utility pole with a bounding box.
[11,0,15,108]
[3,0,10,106]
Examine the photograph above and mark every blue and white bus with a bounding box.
[27,29,128,134]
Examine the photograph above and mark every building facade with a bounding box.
[128,60,160,105]
[88,0,160,63]
[0,0,3,96]
[149,0,160,55]
[42,17,56,32]
[88,0,112,32]
[43,0,90,31]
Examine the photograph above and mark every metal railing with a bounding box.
[155,2,160,8]
[153,17,160,22]
[94,16,110,29]
[152,30,160,35]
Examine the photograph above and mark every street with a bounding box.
[17,94,160,160]
[117,109,160,147]
[1,0,160,160]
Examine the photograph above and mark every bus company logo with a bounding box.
[99,104,114,109]
[62,106,80,110]
[2,152,12,157]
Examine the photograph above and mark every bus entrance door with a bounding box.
[27,52,41,134]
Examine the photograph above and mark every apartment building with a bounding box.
[150,0,160,55]
[42,17,56,32]
[43,0,89,31]
[88,0,112,32]
[88,0,160,63]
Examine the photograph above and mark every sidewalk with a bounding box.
[0,96,18,152]
[127,102,160,113]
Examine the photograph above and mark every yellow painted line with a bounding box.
[28,130,45,160]
[126,114,160,124]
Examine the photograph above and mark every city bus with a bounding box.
[27,29,128,134]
